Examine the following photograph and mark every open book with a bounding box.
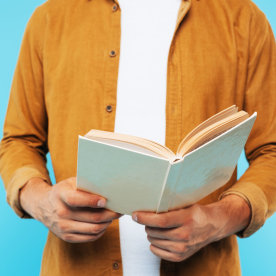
[77,106,257,214]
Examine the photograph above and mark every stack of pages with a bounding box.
[77,105,256,214]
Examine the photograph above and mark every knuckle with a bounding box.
[57,221,68,232]
[159,217,168,228]
[62,233,74,243]
[56,207,68,218]
[173,230,183,241]
[65,193,76,207]
[185,211,194,223]
[173,254,184,263]
[177,230,190,241]
[91,213,102,223]
[185,215,195,228]
[94,231,105,240]
[192,203,201,212]
[183,232,191,241]
[87,236,98,242]
[92,224,105,235]
[149,244,155,254]
[190,204,202,220]
[175,243,187,254]
[82,194,99,208]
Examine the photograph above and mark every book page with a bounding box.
[85,130,175,160]
[176,105,238,152]
[87,137,165,159]
[177,111,249,157]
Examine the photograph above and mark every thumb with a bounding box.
[61,188,106,208]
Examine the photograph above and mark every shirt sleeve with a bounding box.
[0,5,51,218]
[219,4,276,237]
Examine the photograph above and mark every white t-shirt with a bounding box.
[114,0,181,275]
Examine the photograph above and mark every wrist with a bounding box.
[19,177,51,219]
[208,194,251,241]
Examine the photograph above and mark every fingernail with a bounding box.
[132,214,138,222]
[97,199,106,208]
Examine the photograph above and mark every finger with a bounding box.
[69,208,122,223]
[58,219,111,235]
[145,226,185,241]
[133,209,184,228]
[150,244,185,262]
[61,232,105,243]
[147,236,186,254]
[61,189,106,208]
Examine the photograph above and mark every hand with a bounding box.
[20,177,121,243]
[133,195,251,262]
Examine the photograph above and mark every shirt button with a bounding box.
[109,50,116,57]
[112,262,119,270]
[112,4,118,12]
[106,105,113,112]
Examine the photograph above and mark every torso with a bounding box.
[115,0,181,274]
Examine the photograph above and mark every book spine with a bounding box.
[156,162,172,213]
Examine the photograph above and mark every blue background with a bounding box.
[0,1,275,275]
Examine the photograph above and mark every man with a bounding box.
[0,0,275,275]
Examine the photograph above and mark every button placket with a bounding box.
[102,1,120,131]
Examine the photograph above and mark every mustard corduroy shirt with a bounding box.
[0,0,275,275]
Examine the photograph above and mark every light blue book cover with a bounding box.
[77,113,256,215]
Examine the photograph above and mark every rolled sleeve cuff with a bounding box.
[6,166,51,218]
[219,181,268,238]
